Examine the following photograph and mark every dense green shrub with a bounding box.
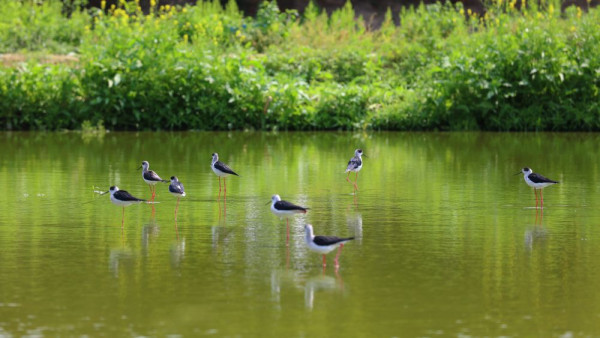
[0,0,598,131]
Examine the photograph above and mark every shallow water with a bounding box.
[1,131,600,336]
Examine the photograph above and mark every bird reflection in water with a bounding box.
[141,220,160,257]
[346,212,363,245]
[211,225,234,252]
[524,208,547,251]
[304,270,345,310]
[170,237,186,270]
[108,247,133,278]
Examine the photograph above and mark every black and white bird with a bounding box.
[138,161,167,201]
[211,153,239,200]
[270,194,309,245]
[516,167,559,208]
[106,186,147,230]
[169,176,185,219]
[304,224,354,268]
[345,149,365,192]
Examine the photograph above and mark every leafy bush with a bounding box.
[0,0,598,131]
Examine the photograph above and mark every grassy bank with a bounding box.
[0,0,598,131]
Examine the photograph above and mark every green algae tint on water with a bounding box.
[1,131,600,336]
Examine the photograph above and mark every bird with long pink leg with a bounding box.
[270,194,309,246]
[168,176,185,220]
[210,153,239,201]
[516,167,559,209]
[104,186,156,232]
[138,161,168,201]
[345,149,366,192]
[304,224,354,268]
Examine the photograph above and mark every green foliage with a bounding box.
[0,0,599,131]
[0,1,86,53]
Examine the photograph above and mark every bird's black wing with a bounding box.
[144,170,166,182]
[115,190,145,202]
[274,200,308,212]
[529,173,558,184]
[347,158,362,170]
[313,235,355,246]
[215,161,239,176]
[169,182,185,194]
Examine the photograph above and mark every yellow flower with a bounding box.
[183,34,189,43]
[150,0,156,7]
[101,0,106,9]
[549,4,554,15]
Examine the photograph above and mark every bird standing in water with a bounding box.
[168,176,186,219]
[345,149,365,192]
[106,186,147,231]
[210,153,239,200]
[304,224,354,268]
[270,194,309,246]
[139,161,168,201]
[516,167,559,208]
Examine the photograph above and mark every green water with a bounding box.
[1,131,600,336]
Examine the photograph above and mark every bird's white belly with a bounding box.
[307,241,339,254]
[110,196,141,207]
[170,191,185,197]
[143,178,159,185]
[271,206,302,217]
[211,166,229,177]
[525,178,554,189]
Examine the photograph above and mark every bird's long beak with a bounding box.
[363,154,368,158]
[265,200,271,205]
[137,165,142,170]
[514,171,522,175]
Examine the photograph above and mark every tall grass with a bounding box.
[0,0,598,131]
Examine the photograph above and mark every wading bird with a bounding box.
[211,153,239,200]
[139,161,167,201]
[304,224,354,268]
[516,167,559,208]
[106,186,147,231]
[345,149,365,192]
[270,194,309,245]
[168,176,186,219]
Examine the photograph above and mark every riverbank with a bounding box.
[0,1,598,131]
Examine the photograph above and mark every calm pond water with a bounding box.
[1,131,600,336]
